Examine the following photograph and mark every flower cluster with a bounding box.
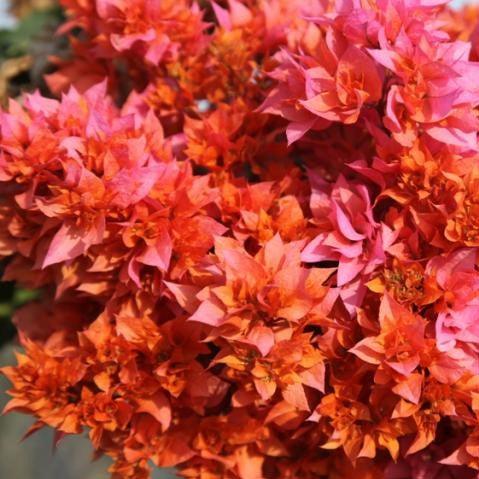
[1,1,479,478]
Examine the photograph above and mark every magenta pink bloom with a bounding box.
[302,172,396,310]
[260,27,383,144]
[3,1,479,478]
[369,28,479,150]
[426,248,479,351]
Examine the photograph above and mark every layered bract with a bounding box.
[1,1,479,478]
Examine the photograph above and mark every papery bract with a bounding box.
[2,0,479,478]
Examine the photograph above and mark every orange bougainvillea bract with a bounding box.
[1,1,479,478]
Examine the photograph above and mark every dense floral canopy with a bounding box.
[1,0,479,478]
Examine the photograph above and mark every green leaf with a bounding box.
[0,7,63,60]
[13,288,39,305]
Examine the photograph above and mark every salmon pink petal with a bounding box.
[386,355,420,377]
[247,325,275,356]
[426,125,477,150]
[283,383,310,411]
[144,36,171,65]
[301,235,332,263]
[254,377,277,400]
[350,337,384,365]
[300,363,325,393]
[189,299,226,327]
[108,167,159,208]
[136,392,171,431]
[211,1,232,30]
[43,216,105,268]
[392,373,423,404]
[111,29,157,52]
[429,351,468,384]
[163,282,201,314]
[137,232,172,272]
[337,257,365,285]
[333,202,366,241]
[228,0,253,26]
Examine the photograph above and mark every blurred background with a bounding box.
[0,0,476,477]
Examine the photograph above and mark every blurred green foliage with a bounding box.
[0,285,38,318]
[0,6,63,60]
[0,266,39,346]
[0,7,54,346]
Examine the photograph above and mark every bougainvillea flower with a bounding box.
[426,248,479,351]
[369,28,479,150]
[350,294,427,381]
[188,234,335,339]
[299,30,383,123]
[259,47,332,144]
[61,0,208,65]
[261,27,383,143]
[302,173,396,310]
[1,0,479,478]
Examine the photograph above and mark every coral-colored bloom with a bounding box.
[302,173,395,310]
[369,29,479,151]
[261,27,383,143]
[2,1,479,478]
[426,248,479,351]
